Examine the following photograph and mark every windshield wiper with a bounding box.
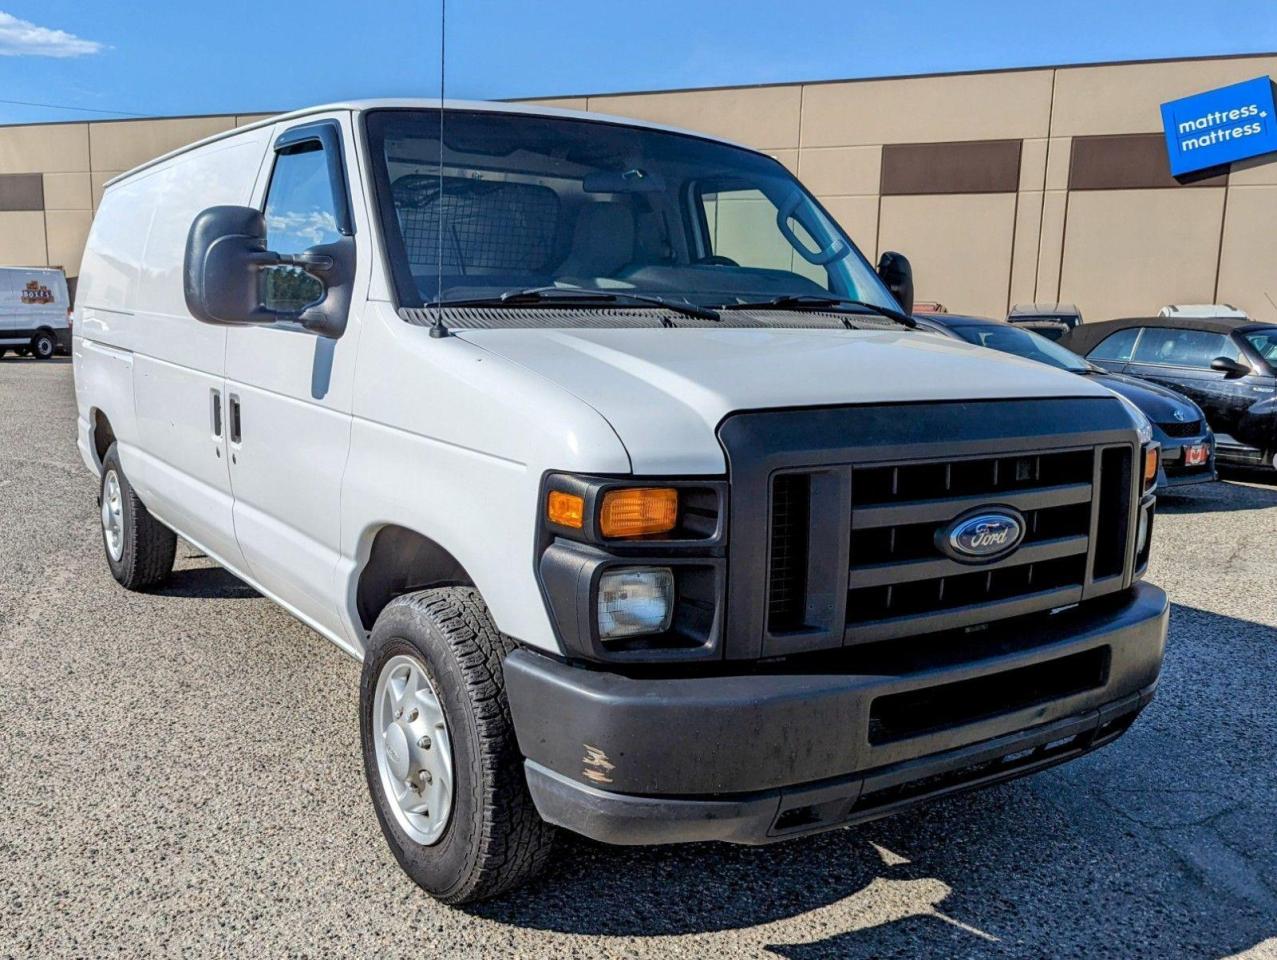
[431,286,720,323]
[715,294,915,328]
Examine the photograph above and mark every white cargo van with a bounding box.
[0,266,70,359]
[74,100,1168,903]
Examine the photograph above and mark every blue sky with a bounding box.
[1,1,1275,124]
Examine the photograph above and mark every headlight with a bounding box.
[597,566,674,639]
[1114,392,1154,444]
[1136,505,1151,556]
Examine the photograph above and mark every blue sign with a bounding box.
[1160,75,1277,177]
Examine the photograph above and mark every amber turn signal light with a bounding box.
[599,487,678,538]
[547,490,585,529]
[1143,446,1159,491]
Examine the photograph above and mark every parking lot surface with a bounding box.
[2,358,1275,959]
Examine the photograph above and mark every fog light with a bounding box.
[597,566,674,639]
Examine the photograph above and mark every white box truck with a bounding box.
[73,100,1167,903]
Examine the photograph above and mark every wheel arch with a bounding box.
[90,407,117,470]
[355,524,477,632]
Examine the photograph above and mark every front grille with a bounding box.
[1158,419,1202,438]
[762,442,1137,647]
[723,398,1144,660]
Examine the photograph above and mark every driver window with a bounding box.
[261,141,340,311]
[699,188,826,285]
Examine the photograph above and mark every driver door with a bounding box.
[223,113,369,641]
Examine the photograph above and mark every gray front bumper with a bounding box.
[506,583,1168,845]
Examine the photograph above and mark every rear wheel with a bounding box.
[360,587,556,903]
[100,444,176,590]
[30,331,56,360]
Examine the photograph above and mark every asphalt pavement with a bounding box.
[2,357,1275,959]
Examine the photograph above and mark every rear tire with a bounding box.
[360,587,557,904]
[100,444,176,590]
[31,331,56,360]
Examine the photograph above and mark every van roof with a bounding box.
[105,98,761,190]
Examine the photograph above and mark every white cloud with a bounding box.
[0,11,103,58]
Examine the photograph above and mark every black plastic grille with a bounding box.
[1157,419,1203,439]
[845,449,1097,637]
[767,474,811,632]
[868,646,1110,744]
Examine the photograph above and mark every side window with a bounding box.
[699,187,826,286]
[1132,327,1236,368]
[1087,328,1140,362]
[262,142,342,310]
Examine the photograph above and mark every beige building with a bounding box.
[2,52,1276,322]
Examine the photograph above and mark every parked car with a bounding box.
[0,266,71,359]
[1062,316,1277,470]
[917,314,1216,488]
[1158,303,1247,320]
[74,99,1167,903]
[1006,303,1083,342]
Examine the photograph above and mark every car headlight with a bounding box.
[1114,392,1154,444]
[597,566,675,640]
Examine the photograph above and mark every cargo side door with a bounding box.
[127,131,274,575]
[223,113,367,641]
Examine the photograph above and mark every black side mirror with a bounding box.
[183,205,354,338]
[876,251,914,316]
[1210,355,1249,378]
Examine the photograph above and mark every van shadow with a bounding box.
[1158,477,1277,514]
[0,356,71,365]
[155,565,260,600]
[471,603,1276,959]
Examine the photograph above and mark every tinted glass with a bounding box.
[1132,327,1238,368]
[264,144,341,255]
[951,323,1090,372]
[1088,328,1140,362]
[1243,328,1277,364]
[366,110,896,314]
[261,143,339,311]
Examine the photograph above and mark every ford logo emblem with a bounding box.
[939,508,1026,563]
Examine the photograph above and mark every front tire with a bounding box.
[360,587,556,903]
[100,444,176,590]
[30,331,56,360]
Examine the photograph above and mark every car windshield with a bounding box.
[1242,327,1277,365]
[950,323,1092,373]
[365,109,897,316]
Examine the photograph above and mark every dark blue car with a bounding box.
[916,314,1216,489]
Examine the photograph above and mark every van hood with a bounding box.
[455,326,1123,474]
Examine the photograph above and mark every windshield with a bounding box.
[1242,328,1277,366]
[365,109,897,315]
[949,323,1092,373]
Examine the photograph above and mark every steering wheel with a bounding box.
[694,255,740,267]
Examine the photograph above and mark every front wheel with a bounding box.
[30,331,56,360]
[360,587,556,903]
